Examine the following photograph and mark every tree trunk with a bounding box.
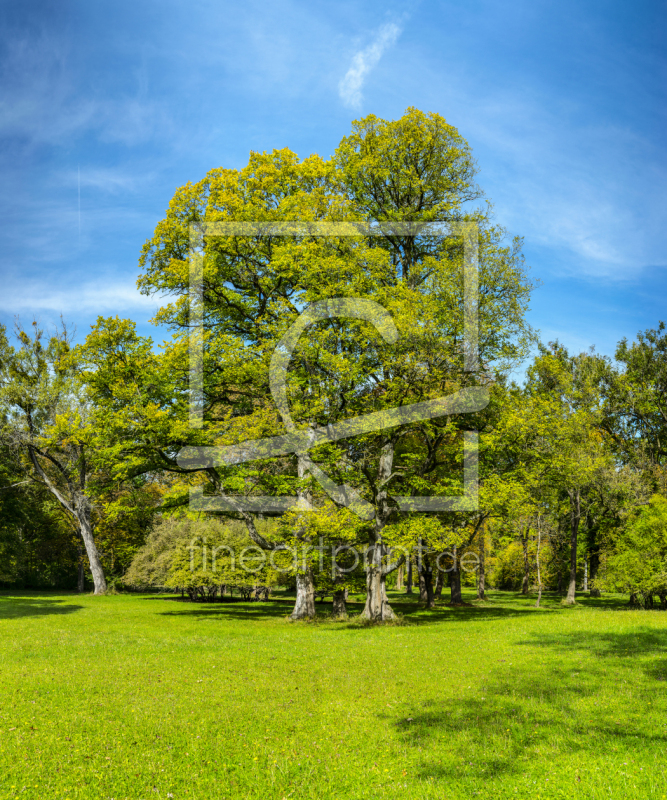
[396,562,404,590]
[289,456,316,620]
[476,528,486,601]
[406,559,413,594]
[418,551,435,608]
[564,488,580,605]
[77,543,85,593]
[418,569,434,607]
[332,589,347,617]
[521,527,530,595]
[77,503,107,595]
[290,569,316,620]
[449,562,463,605]
[434,566,444,600]
[590,546,600,583]
[583,556,588,592]
[360,442,396,622]
[535,516,542,608]
[418,570,428,603]
[361,543,396,621]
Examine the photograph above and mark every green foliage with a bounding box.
[126,515,281,600]
[600,495,667,605]
[602,321,667,468]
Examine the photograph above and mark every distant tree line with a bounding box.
[1,108,666,616]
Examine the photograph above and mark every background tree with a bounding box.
[0,322,108,593]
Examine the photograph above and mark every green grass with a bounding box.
[1,589,667,800]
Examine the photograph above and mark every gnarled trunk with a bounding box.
[361,558,395,621]
[360,442,397,621]
[289,456,316,620]
[290,569,315,620]
[332,589,347,617]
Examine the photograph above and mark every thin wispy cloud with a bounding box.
[0,279,158,315]
[338,23,402,109]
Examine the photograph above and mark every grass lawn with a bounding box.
[1,589,666,800]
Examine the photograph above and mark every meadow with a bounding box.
[1,590,666,800]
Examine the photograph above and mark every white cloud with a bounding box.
[338,23,402,109]
[0,279,158,316]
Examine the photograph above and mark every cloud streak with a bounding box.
[0,279,158,316]
[338,23,402,109]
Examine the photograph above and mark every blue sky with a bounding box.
[1,0,665,365]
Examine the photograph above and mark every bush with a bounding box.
[125,515,281,600]
[599,495,667,607]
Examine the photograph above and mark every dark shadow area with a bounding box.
[159,598,299,621]
[156,592,565,627]
[0,594,83,620]
[150,589,633,627]
[516,626,667,659]
[383,625,667,783]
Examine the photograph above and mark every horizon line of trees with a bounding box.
[2,108,666,617]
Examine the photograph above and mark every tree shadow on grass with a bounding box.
[157,597,565,628]
[517,625,667,661]
[384,626,667,784]
[0,595,83,620]
[154,590,631,628]
[158,598,298,622]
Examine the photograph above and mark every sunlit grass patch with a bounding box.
[0,589,666,799]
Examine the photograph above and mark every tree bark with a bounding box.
[476,527,486,601]
[521,526,530,595]
[360,442,397,621]
[418,569,428,603]
[332,589,347,617]
[535,516,542,608]
[289,456,316,620]
[564,488,580,605]
[449,560,463,605]
[406,559,413,594]
[434,566,444,600]
[396,562,404,590]
[77,502,107,595]
[417,548,435,608]
[361,554,396,621]
[77,543,85,593]
[27,445,107,594]
[290,569,316,620]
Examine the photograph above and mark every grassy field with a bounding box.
[1,589,666,800]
